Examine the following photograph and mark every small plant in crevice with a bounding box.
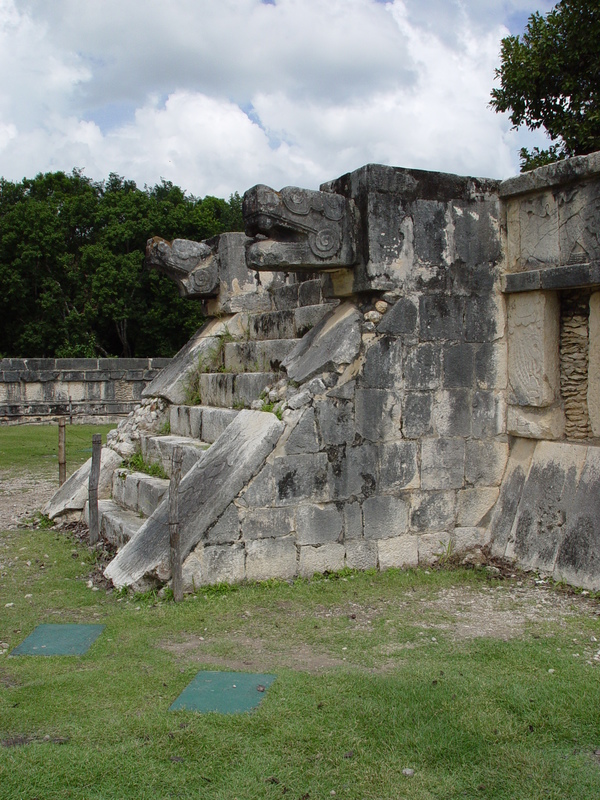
[124,452,169,480]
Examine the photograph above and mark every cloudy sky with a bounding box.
[1,0,556,198]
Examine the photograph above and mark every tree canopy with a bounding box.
[0,170,243,358]
[490,0,600,171]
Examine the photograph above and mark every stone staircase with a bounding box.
[92,278,338,559]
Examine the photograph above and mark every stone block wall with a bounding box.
[0,357,171,423]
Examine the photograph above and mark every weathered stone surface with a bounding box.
[272,453,330,506]
[45,447,122,519]
[355,389,401,442]
[137,474,169,518]
[404,344,440,390]
[419,296,463,341]
[376,443,417,494]
[284,407,320,454]
[169,405,203,439]
[345,540,377,570]
[362,337,403,388]
[315,398,354,445]
[207,504,240,544]
[506,441,587,573]
[507,291,560,407]
[409,491,455,532]
[453,526,487,552]
[296,503,343,545]
[332,443,378,500]
[471,391,505,438]
[201,407,240,443]
[553,446,600,590]
[376,297,418,335]
[299,542,345,575]
[282,303,362,384]
[141,434,208,478]
[246,537,298,581]
[432,390,471,437]
[195,543,246,586]
[363,494,409,539]
[343,501,363,539]
[456,487,499,527]
[241,506,295,540]
[464,441,508,487]
[487,437,536,558]
[104,411,284,587]
[421,439,464,490]
[244,184,357,271]
[507,405,565,440]
[401,392,433,438]
[377,535,418,569]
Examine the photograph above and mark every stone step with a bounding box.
[169,405,240,443]
[271,279,323,311]
[140,434,210,477]
[85,500,144,548]
[223,339,300,373]
[198,372,277,408]
[112,469,169,516]
[248,303,336,341]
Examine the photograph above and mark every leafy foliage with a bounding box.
[0,170,244,357]
[490,0,600,170]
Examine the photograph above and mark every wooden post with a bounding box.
[169,445,184,602]
[58,418,67,486]
[88,434,102,545]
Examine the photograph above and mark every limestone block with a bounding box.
[433,390,471,437]
[284,407,320,454]
[137,475,168,517]
[507,291,560,407]
[558,180,600,266]
[345,540,378,570]
[315,398,354,445]
[419,295,464,341]
[296,503,343,545]
[518,191,559,268]
[409,491,455,532]
[505,198,521,273]
[104,411,284,587]
[362,336,403,389]
[282,302,362,384]
[363,494,409,539]
[442,343,474,388]
[487,437,536,558]
[241,506,295,540]
[207,504,240,544]
[201,407,239,443]
[239,464,275,508]
[588,292,600,436]
[67,381,86,402]
[472,391,506,439]
[299,543,345,576]
[453,527,487,552]
[404,344,440,390]
[332,443,378,499]
[355,389,402,442]
[182,551,203,592]
[198,543,246,585]
[377,535,418,570]
[376,297,418,336]
[24,382,44,402]
[246,537,298,581]
[45,447,123,519]
[465,440,509,487]
[507,405,565,440]
[475,342,507,391]
[401,392,433,439]
[506,440,588,572]
[553,446,600,591]
[377,441,419,490]
[421,438,465,490]
[456,487,499,527]
[343,502,363,539]
[418,531,451,564]
[271,453,330,506]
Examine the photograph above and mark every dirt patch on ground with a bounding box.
[0,471,57,530]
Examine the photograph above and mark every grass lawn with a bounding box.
[0,423,117,478]
[1,523,600,799]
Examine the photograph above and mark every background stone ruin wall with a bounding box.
[0,357,171,424]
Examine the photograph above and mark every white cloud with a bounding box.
[1,0,560,195]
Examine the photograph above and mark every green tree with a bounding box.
[490,0,600,171]
[0,170,244,358]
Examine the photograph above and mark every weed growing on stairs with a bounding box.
[124,452,169,480]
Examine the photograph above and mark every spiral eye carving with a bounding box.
[309,226,341,258]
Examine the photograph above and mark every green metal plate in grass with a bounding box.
[10,624,105,656]
[169,671,276,714]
